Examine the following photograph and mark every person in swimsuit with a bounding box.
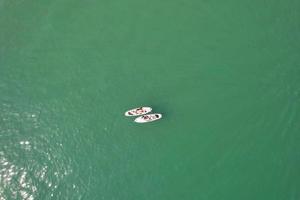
[136,107,144,114]
[143,115,150,120]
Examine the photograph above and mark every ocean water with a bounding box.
[0,0,299,199]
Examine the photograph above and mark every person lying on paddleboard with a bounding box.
[128,107,145,116]
[142,114,160,120]
[135,107,145,114]
[143,115,150,120]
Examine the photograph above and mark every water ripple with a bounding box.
[0,104,82,199]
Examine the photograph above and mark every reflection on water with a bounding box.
[0,105,80,199]
[0,140,75,200]
[1,152,35,200]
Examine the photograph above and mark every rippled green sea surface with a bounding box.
[1,0,300,199]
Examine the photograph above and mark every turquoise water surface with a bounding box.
[1,0,300,199]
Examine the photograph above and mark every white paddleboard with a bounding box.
[134,113,162,123]
[124,107,152,117]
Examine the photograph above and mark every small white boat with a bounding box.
[134,113,162,123]
[124,107,152,117]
